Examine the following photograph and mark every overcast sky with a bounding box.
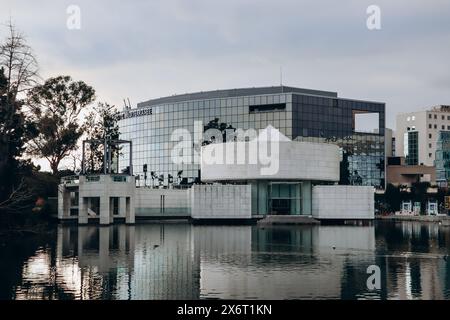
[1,0,450,169]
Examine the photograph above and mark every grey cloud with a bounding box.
[1,0,450,130]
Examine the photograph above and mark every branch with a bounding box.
[0,178,35,214]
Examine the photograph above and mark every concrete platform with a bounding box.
[257,215,320,226]
[377,215,450,225]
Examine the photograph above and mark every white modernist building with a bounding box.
[58,126,374,224]
[197,126,373,220]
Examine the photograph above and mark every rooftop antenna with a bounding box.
[127,98,132,109]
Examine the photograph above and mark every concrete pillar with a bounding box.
[56,225,64,260]
[99,226,110,271]
[58,185,71,219]
[302,181,312,216]
[118,225,126,251]
[126,225,135,254]
[61,226,72,256]
[57,186,64,219]
[100,196,111,225]
[119,197,127,218]
[78,197,88,224]
[77,226,88,258]
[126,197,135,224]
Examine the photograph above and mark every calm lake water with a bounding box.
[1,221,450,300]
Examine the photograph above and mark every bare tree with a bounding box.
[0,19,39,101]
[0,21,39,211]
[69,152,82,172]
[0,178,35,214]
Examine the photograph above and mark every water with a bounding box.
[1,221,449,300]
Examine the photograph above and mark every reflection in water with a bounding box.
[375,222,450,300]
[1,221,449,300]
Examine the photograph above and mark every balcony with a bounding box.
[61,175,80,187]
[83,174,131,183]
[61,174,132,186]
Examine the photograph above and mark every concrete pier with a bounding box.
[377,215,450,225]
[257,215,320,226]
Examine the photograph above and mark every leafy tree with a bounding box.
[383,183,402,212]
[83,102,120,173]
[27,75,95,174]
[410,181,431,215]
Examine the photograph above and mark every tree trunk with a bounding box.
[50,161,59,175]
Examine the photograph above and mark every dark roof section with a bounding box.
[137,86,338,108]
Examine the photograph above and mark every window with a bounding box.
[442,115,445,120]
[443,125,445,130]
[429,153,432,158]
[269,183,302,215]
[435,114,437,119]
[429,134,432,139]
[429,143,432,148]
[447,116,450,120]
[405,131,419,165]
[249,103,286,113]
[412,116,415,121]
[447,126,450,130]
[407,117,411,121]
[434,124,437,129]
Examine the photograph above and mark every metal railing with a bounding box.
[86,175,101,182]
[111,174,128,182]
[61,174,130,184]
[61,175,80,184]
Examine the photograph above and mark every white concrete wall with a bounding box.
[135,188,190,216]
[77,175,136,224]
[201,141,339,182]
[312,186,374,219]
[190,184,251,219]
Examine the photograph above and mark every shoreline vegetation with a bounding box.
[0,21,118,230]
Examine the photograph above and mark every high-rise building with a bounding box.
[396,105,450,166]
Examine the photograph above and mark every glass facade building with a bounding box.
[118,86,385,188]
[435,131,450,186]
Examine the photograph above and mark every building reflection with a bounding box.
[13,222,450,300]
[54,224,199,299]
[376,221,450,300]
[130,224,199,299]
[196,225,376,299]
